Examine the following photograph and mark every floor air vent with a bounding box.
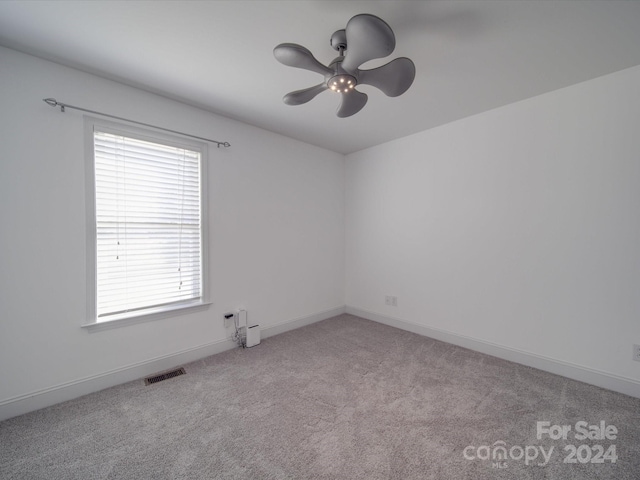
[144,367,186,386]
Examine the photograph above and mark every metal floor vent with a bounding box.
[144,367,186,386]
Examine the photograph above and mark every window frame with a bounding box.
[83,116,210,329]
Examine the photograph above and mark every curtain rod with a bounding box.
[43,98,231,148]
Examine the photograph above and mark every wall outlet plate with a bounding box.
[223,312,235,328]
[633,344,640,362]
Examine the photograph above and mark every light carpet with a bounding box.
[1,314,639,479]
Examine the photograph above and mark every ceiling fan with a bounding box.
[274,13,416,118]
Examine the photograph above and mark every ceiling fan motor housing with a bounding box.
[330,29,347,52]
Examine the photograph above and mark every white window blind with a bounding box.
[93,130,203,320]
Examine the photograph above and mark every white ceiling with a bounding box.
[1,0,640,154]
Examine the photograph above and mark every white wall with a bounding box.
[346,65,640,392]
[0,47,345,419]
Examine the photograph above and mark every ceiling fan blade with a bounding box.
[336,89,368,118]
[274,43,333,77]
[283,83,329,105]
[358,57,416,97]
[341,14,395,73]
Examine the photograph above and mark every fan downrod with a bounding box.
[330,29,347,55]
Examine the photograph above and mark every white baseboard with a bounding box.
[262,305,346,339]
[0,338,238,422]
[346,306,640,399]
[15,304,631,421]
[0,305,346,422]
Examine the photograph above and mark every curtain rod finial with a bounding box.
[43,98,65,112]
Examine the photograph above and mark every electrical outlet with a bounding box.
[633,344,640,362]
[385,295,398,307]
[223,312,235,328]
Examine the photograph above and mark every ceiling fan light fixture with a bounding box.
[329,74,357,93]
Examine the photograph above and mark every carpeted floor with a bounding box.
[1,314,639,479]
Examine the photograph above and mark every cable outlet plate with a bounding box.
[633,344,640,362]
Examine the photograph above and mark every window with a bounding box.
[85,118,208,325]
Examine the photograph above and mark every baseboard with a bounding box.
[262,305,346,339]
[17,304,629,421]
[346,306,640,399]
[0,337,238,422]
[0,305,346,422]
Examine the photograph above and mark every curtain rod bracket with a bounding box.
[42,97,230,148]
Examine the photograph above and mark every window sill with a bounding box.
[81,301,212,332]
